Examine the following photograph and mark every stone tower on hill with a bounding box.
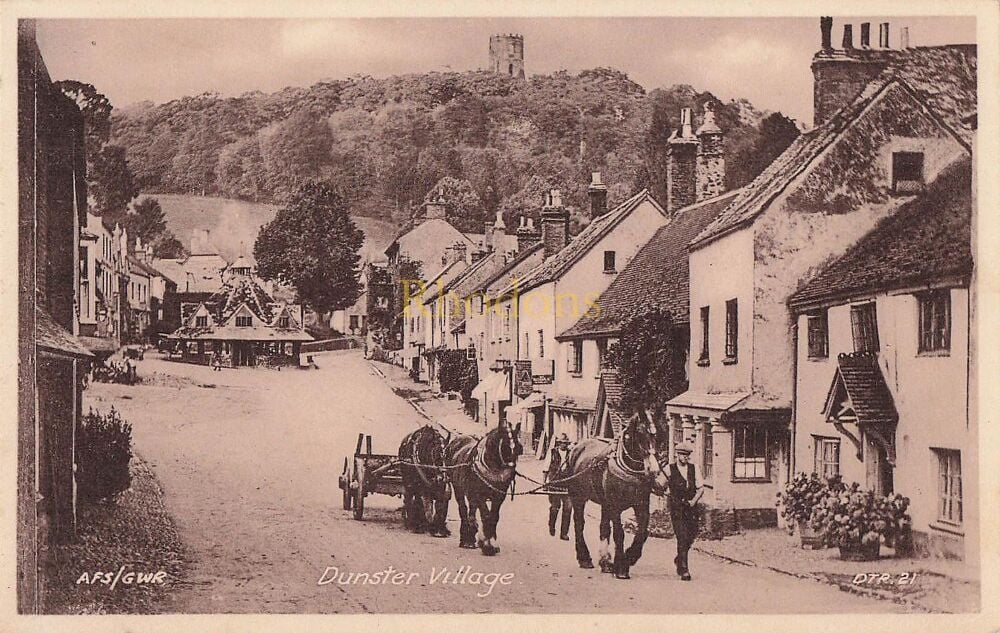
[489,34,525,79]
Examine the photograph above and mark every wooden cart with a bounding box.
[338,433,405,520]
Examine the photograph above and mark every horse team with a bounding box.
[394,416,669,580]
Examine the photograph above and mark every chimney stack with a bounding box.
[540,190,569,259]
[424,189,447,222]
[516,215,539,252]
[667,108,699,213]
[588,172,608,219]
[696,102,726,202]
[900,27,909,49]
[860,22,871,48]
[820,16,833,51]
[842,24,854,49]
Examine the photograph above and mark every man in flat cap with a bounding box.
[544,433,573,540]
[668,441,701,580]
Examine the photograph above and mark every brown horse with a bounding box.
[398,425,451,537]
[445,422,523,556]
[563,415,667,579]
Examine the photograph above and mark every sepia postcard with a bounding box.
[2,1,998,631]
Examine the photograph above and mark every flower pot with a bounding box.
[797,520,824,550]
[838,540,880,561]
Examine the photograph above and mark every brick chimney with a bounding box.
[667,107,699,213]
[588,172,608,219]
[696,102,725,201]
[424,189,447,222]
[811,17,889,126]
[516,215,539,251]
[540,190,568,259]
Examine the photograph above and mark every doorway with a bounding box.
[864,433,893,496]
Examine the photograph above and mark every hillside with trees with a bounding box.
[110,68,800,235]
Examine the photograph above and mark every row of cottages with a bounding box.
[656,20,976,545]
[78,210,177,356]
[17,20,95,612]
[166,267,311,367]
[384,192,484,364]
[152,228,233,334]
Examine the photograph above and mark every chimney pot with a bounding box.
[842,24,854,49]
[588,171,609,219]
[860,22,871,47]
[820,16,833,50]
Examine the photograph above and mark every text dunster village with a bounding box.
[16,14,981,618]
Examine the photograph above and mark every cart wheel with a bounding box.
[341,457,352,510]
[353,463,366,521]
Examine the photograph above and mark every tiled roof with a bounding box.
[501,190,664,296]
[169,324,313,342]
[418,260,468,304]
[594,369,627,437]
[468,242,545,299]
[825,352,898,427]
[385,218,475,269]
[206,274,277,322]
[789,157,972,308]
[36,307,92,358]
[693,45,976,248]
[559,190,742,339]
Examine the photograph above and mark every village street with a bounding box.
[84,351,906,614]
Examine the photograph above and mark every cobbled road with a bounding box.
[86,351,906,614]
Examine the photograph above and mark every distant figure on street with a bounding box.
[668,441,702,581]
[544,433,573,540]
[211,350,222,372]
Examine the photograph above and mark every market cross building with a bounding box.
[167,272,311,367]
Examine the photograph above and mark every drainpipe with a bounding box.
[789,319,798,481]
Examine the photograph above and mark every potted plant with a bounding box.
[810,482,912,561]
[777,472,831,549]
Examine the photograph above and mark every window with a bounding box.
[813,436,840,480]
[524,332,530,358]
[850,302,879,353]
[196,315,208,327]
[603,250,616,273]
[807,311,829,359]
[280,315,290,328]
[733,425,769,480]
[235,315,252,327]
[503,305,511,339]
[918,291,951,353]
[538,330,545,358]
[699,306,710,363]
[596,338,608,372]
[725,299,738,361]
[466,346,476,361]
[934,449,962,525]
[892,151,925,193]
[568,340,583,374]
[672,422,684,452]
[478,334,484,360]
[703,426,714,479]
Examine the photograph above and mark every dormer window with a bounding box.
[892,151,924,194]
[236,315,252,327]
[278,316,290,328]
[196,315,208,327]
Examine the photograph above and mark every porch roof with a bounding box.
[823,352,898,427]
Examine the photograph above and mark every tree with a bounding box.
[56,80,112,164]
[253,181,364,320]
[89,144,138,223]
[123,197,167,246]
[728,112,800,188]
[151,231,186,259]
[608,305,688,440]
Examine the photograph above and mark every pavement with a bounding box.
[83,350,910,614]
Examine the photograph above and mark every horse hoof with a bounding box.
[430,530,449,538]
[614,571,631,580]
[599,561,613,574]
[578,560,594,569]
[460,542,478,549]
[480,545,498,556]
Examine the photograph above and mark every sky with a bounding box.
[35,16,975,127]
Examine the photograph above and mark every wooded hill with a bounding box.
[111,68,799,234]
